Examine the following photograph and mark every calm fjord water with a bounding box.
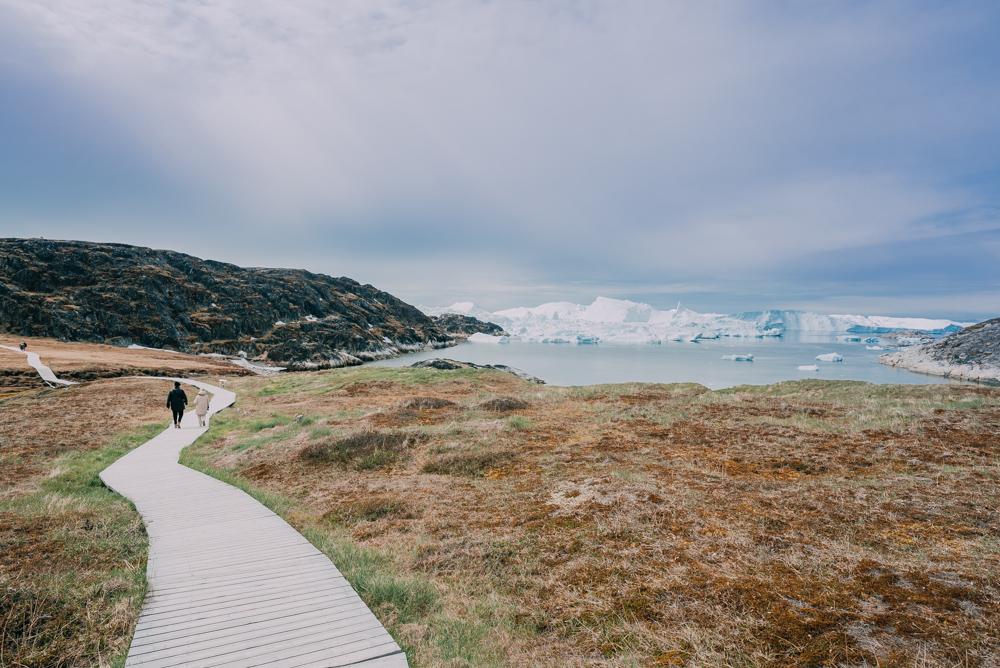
[373,334,956,389]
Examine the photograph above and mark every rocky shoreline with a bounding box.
[879,318,1000,385]
[0,239,498,370]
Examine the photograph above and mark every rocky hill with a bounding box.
[880,317,1000,384]
[0,239,464,369]
[429,313,506,337]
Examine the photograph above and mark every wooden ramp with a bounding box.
[101,378,407,667]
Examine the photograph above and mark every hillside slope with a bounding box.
[881,317,1000,383]
[0,239,453,368]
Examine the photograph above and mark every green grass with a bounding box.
[299,430,422,470]
[1,422,162,668]
[507,415,533,431]
[422,447,514,477]
[325,496,416,523]
[247,414,294,431]
[180,440,511,666]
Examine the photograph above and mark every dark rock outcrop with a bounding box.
[0,238,453,369]
[429,313,506,338]
[880,318,1000,384]
[923,318,1000,366]
[410,358,544,384]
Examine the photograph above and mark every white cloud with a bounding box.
[2,1,998,313]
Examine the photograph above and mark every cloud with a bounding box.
[2,1,999,315]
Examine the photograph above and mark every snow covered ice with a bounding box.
[424,298,969,347]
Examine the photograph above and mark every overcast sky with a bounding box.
[1,1,998,319]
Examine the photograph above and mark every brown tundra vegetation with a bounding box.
[182,366,1000,667]
[2,341,998,667]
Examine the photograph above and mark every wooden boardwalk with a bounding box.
[0,344,77,386]
[88,377,410,667]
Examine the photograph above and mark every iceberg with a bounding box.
[865,345,884,351]
[721,354,754,361]
[468,332,508,344]
[798,364,819,372]
[733,309,970,335]
[816,352,844,362]
[422,298,970,347]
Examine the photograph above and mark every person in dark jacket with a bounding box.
[166,381,188,428]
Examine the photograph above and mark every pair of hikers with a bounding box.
[166,381,211,428]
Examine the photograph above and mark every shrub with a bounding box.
[507,415,532,431]
[248,415,293,431]
[422,449,513,476]
[299,430,423,470]
[478,396,529,412]
[324,495,417,523]
[400,396,457,410]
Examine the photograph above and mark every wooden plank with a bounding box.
[94,376,407,667]
[0,344,77,386]
[7,351,408,668]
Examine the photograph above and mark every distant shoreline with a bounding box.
[880,347,1000,386]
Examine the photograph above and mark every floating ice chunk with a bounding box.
[816,352,844,362]
[798,364,819,372]
[721,354,754,361]
[468,333,507,344]
[838,335,862,342]
[576,335,600,345]
[866,345,884,351]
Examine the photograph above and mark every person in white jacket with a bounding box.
[194,389,212,427]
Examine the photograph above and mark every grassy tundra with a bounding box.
[2,354,998,666]
[184,367,999,667]
[0,379,166,667]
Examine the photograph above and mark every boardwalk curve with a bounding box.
[0,344,77,386]
[7,347,406,667]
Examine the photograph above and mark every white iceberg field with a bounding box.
[424,298,969,346]
[816,353,845,362]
